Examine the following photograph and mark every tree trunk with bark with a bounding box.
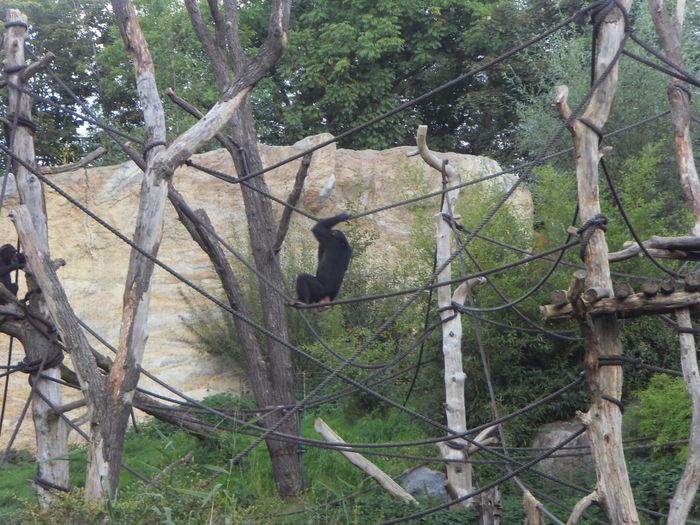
[555,2,640,523]
[646,2,700,522]
[181,0,302,496]
[416,125,472,506]
[2,9,68,507]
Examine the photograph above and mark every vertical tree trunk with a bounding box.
[181,0,301,496]
[646,2,700,521]
[475,487,502,525]
[416,125,472,506]
[556,2,640,523]
[226,99,302,496]
[668,309,700,523]
[3,9,68,506]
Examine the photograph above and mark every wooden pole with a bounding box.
[2,9,68,507]
[417,125,472,506]
[555,1,640,522]
[646,2,700,521]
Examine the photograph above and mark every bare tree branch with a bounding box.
[184,0,230,90]
[273,153,312,253]
[223,0,247,70]
[41,147,106,175]
[567,491,598,525]
[21,52,54,81]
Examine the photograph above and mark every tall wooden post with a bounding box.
[647,1,700,521]
[2,9,68,507]
[555,2,640,523]
[416,125,472,505]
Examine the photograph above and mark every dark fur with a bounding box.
[296,213,352,304]
[0,244,25,296]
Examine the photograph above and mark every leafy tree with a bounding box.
[0,0,113,164]
[264,0,583,156]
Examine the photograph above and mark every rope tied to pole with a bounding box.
[577,213,608,260]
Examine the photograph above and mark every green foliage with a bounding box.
[180,294,243,367]
[97,0,220,137]
[627,456,700,520]
[0,450,38,518]
[0,0,114,164]
[453,181,588,439]
[262,0,575,154]
[628,375,691,459]
[602,142,690,275]
[513,6,674,161]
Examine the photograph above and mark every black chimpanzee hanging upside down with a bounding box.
[0,243,25,296]
[293,212,352,307]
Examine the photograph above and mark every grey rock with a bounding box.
[530,420,594,484]
[397,466,447,501]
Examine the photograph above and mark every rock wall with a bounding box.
[0,134,531,450]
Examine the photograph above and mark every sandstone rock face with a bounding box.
[0,134,531,450]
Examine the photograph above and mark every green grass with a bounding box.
[3,396,697,524]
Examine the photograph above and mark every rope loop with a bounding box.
[4,21,28,30]
[602,394,625,413]
[3,113,36,133]
[3,64,27,75]
[577,117,604,143]
[143,140,168,157]
[576,213,608,260]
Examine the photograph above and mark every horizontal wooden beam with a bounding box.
[609,235,700,262]
[542,290,700,321]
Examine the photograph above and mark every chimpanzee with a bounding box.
[294,213,352,306]
[0,244,25,296]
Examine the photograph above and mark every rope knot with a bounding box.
[576,214,608,260]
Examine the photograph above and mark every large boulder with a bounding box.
[397,466,446,501]
[530,420,594,484]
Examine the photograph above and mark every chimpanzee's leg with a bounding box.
[296,273,326,304]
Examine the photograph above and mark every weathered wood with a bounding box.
[582,287,611,305]
[668,309,700,523]
[474,487,501,525]
[418,124,472,507]
[86,0,172,501]
[273,153,312,253]
[181,0,301,497]
[647,1,700,520]
[609,236,700,261]
[660,277,676,295]
[12,205,100,505]
[613,282,634,299]
[543,289,700,320]
[49,398,86,417]
[648,1,700,236]
[557,1,640,521]
[566,490,599,525]
[3,11,68,508]
[567,270,587,302]
[523,488,545,525]
[642,281,659,297]
[550,290,569,306]
[20,52,54,81]
[4,10,47,246]
[314,418,418,504]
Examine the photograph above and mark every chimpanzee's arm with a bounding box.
[0,262,24,278]
[311,212,351,244]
